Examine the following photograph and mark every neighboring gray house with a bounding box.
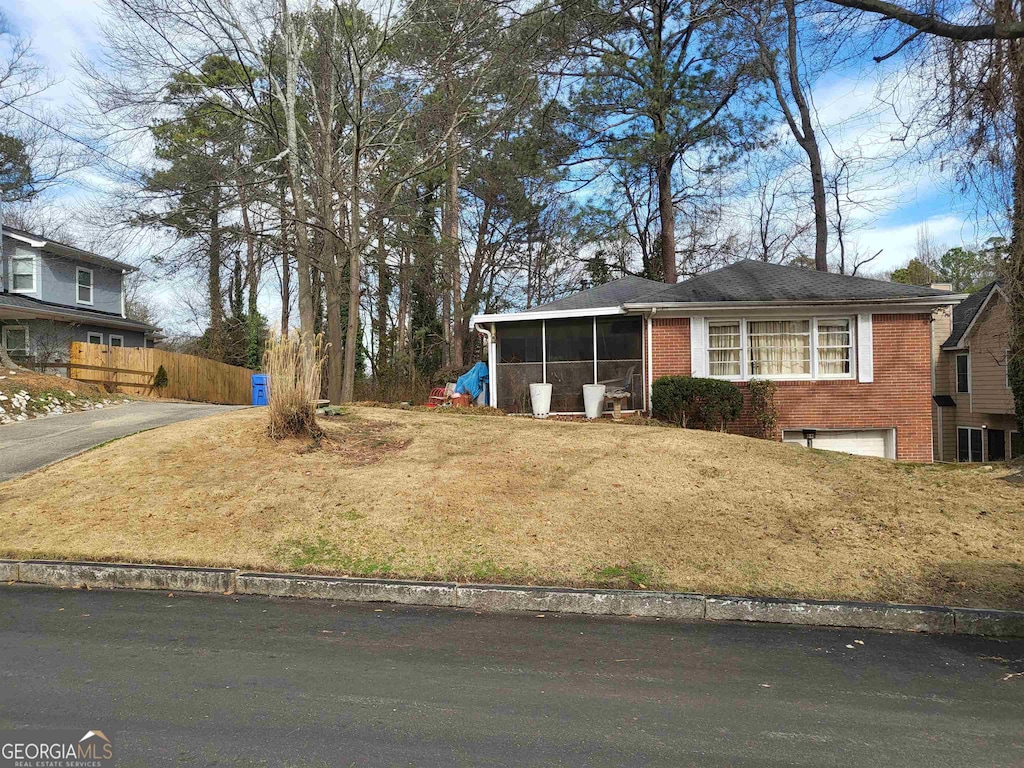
[0,226,159,363]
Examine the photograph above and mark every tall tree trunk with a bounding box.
[446,154,464,368]
[281,0,315,334]
[1007,36,1024,430]
[374,218,391,375]
[657,155,677,283]
[341,75,363,402]
[208,183,224,359]
[279,175,291,336]
[239,183,260,318]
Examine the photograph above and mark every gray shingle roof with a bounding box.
[525,274,669,313]
[630,260,957,305]
[0,292,158,332]
[942,281,999,348]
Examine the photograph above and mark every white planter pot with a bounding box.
[583,384,607,420]
[529,382,552,419]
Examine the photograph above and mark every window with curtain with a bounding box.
[817,319,851,376]
[747,320,810,376]
[708,322,741,377]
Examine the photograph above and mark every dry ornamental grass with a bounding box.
[1,406,1022,609]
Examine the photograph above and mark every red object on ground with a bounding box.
[450,393,471,408]
[427,387,448,407]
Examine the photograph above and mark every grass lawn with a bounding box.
[1,406,1022,609]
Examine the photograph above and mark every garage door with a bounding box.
[783,429,894,459]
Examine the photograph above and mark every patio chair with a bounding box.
[598,365,635,396]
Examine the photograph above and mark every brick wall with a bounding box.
[650,314,934,462]
[651,317,690,376]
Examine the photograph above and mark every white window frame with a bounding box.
[957,426,983,463]
[707,320,742,380]
[10,249,37,294]
[109,335,124,347]
[2,324,29,355]
[956,353,970,394]
[76,266,94,306]
[815,317,855,379]
[87,332,103,345]
[705,316,856,382]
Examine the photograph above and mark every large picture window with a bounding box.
[748,320,811,376]
[707,317,855,380]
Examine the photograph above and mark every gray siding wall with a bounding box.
[3,238,124,315]
[1,319,147,360]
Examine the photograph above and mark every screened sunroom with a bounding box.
[490,315,646,414]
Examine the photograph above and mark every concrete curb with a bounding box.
[2,560,1022,637]
[17,560,235,594]
[454,583,705,619]
[236,572,457,606]
[705,595,955,634]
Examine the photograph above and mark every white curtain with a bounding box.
[748,320,810,375]
[708,323,740,376]
[817,320,850,375]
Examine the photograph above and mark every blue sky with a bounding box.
[1,0,993,280]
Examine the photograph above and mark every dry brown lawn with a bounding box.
[1,406,1022,609]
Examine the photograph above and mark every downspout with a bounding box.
[475,323,497,407]
[647,309,656,415]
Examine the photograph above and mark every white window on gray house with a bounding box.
[957,426,983,462]
[11,251,35,292]
[2,325,29,356]
[87,332,103,345]
[956,353,970,393]
[109,335,124,347]
[77,267,94,305]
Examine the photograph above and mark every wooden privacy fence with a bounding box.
[69,342,253,405]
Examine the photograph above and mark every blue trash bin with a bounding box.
[251,374,269,406]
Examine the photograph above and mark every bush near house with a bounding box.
[652,376,743,430]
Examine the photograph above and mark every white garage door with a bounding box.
[783,429,895,459]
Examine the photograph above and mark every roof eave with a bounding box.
[4,228,137,273]
[0,303,159,332]
[471,306,626,327]
[622,295,967,311]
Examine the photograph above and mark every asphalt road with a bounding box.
[0,586,1021,767]
[0,401,244,481]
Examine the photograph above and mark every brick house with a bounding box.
[932,281,1021,462]
[471,260,963,462]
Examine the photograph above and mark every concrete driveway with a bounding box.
[0,585,1021,766]
[0,401,245,481]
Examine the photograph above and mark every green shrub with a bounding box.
[748,378,778,439]
[153,365,168,389]
[651,375,743,430]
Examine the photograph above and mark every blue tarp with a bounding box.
[454,361,489,404]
